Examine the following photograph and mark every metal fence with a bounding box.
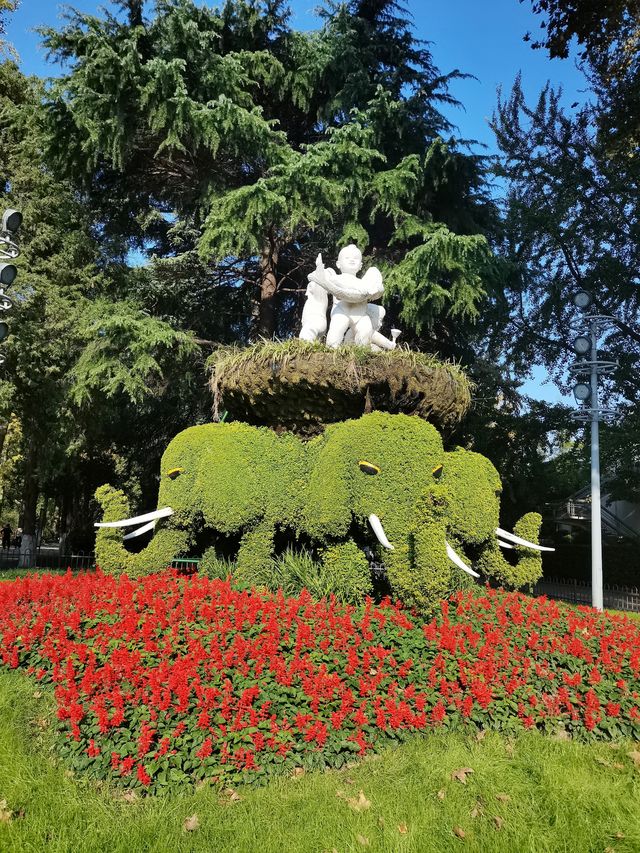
[0,550,202,573]
[534,576,640,613]
[0,547,95,571]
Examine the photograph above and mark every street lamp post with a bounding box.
[569,292,617,611]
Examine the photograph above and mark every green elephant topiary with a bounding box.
[95,413,550,610]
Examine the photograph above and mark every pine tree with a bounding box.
[40,0,498,343]
[0,61,196,562]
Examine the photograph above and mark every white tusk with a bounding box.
[497,539,515,549]
[446,541,480,578]
[123,520,157,540]
[368,514,394,550]
[495,527,555,552]
[95,506,174,528]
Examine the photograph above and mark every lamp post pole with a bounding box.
[589,318,604,612]
[570,293,617,612]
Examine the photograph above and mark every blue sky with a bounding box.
[6,0,579,403]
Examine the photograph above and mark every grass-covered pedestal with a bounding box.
[208,340,471,437]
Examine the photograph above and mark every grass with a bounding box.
[1,669,639,853]
[0,567,70,581]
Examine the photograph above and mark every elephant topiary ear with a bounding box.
[441,447,502,545]
[303,429,353,541]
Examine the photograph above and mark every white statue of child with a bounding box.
[307,244,399,349]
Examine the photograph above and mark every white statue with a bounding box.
[299,280,329,342]
[300,244,400,350]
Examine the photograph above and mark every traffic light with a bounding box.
[0,263,17,285]
[0,208,21,361]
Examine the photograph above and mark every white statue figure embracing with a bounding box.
[298,244,401,350]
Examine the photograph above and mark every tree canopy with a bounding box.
[2,0,637,560]
[39,0,498,341]
[525,0,640,155]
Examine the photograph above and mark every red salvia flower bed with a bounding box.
[0,569,639,792]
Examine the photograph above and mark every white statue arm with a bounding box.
[360,266,384,301]
[309,253,383,303]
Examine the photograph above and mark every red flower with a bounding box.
[431,701,446,724]
[196,737,213,759]
[137,765,151,786]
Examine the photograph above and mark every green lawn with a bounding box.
[1,670,639,853]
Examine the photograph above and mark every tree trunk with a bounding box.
[257,241,279,339]
[38,495,51,548]
[58,491,72,557]
[18,441,39,568]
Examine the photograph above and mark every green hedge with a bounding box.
[94,413,543,611]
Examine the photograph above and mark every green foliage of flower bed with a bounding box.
[0,570,638,797]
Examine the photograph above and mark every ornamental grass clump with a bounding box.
[0,570,638,794]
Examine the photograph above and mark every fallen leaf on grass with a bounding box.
[121,790,138,804]
[33,691,42,699]
[336,790,371,812]
[505,741,515,757]
[614,832,625,839]
[551,729,571,742]
[453,826,466,840]
[627,750,640,767]
[437,789,446,801]
[398,823,408,834]
[604,847,615,853]
[493,816,504,830]
[220,788,242,803]
[0,800,12,824]
[183,814,200,832]
[595,757,612,767]
[495,793,511,803]
[612,762,625,770]
[292,767,305,778]
[470,801,484,819]
[356,835,369,846]
[451,768,474,784]
[475,730,486,742]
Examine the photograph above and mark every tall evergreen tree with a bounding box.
[490,78,640,504]
[492,78,640,393]
[0,61,196,562]
[40,0,498,344]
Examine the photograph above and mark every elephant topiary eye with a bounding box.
[495,488,502,497]
[166,468,184,480]
[358,460,380,476]
[432,464,444,480]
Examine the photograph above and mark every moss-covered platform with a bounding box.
[208,341,471,437]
